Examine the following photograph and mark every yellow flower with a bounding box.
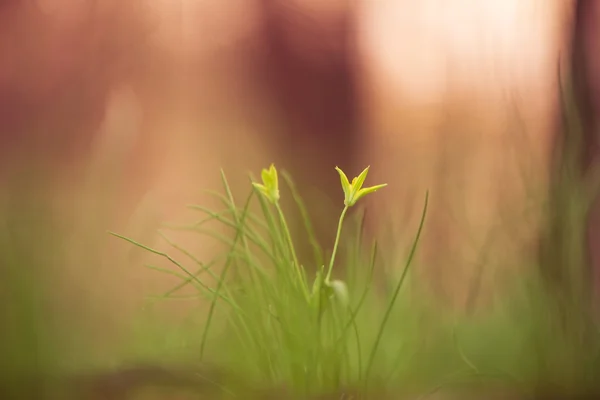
[252,163,280,204]
[335,166,387,207]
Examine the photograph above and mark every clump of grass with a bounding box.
[111,164,429,397]
[111,161,600,399]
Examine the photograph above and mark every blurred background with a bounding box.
[1,0,596,381]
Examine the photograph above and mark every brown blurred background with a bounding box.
[1,0,595,363]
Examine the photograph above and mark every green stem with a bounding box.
[364,191,428,388]
[326,205,349,282]
[275,204,309,299]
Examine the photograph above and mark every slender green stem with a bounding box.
[364,191,428,388]
[326,205,349,282]
[275,203,309,299]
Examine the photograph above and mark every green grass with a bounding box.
[110,165,415,395]
[0,158,598,398]
[2,76,600,398]
[1,160,599,399]
[107,160,600,399]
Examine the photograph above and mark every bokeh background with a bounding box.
[1,0,596,374]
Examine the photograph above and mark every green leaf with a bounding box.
[310,268,325,310]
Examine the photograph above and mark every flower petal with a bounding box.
[252,182,274,203]
[335,166,351,201]
[269,164,279,191]
[353,184,388,204]
[353,166,371,192]
[261,168,271,186]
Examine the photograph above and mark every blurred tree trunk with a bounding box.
[531,2,599,390]
[571,0,600,302]
[540,0,597,306]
